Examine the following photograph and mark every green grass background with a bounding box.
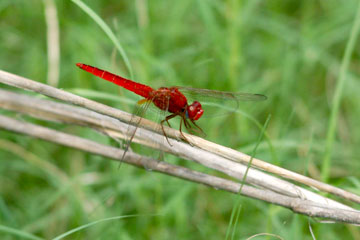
[1,0,360,239]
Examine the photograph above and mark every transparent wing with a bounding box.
[176,86,267,116]
[177,86,267,102]
[120,95,177,169]
[118,98,153,169]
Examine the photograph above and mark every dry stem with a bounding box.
[0,69,360,224]
[0,69,359,204]
[0,115,359,224]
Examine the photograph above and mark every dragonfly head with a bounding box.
[186,101,204,120]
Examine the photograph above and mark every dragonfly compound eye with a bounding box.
[187,101,204,120]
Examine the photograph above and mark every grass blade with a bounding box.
[225,115,271,240]
[0,225,44,240]
[52,214,157,240]
[321,1,360,182]
[71,0,134,79]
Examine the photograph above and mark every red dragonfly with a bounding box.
[76,63,267,143]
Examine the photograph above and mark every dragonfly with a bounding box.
[76,63,267,145]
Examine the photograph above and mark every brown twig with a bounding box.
[0,114,359,224]
[0,69,360,204]
[0,88,354,211]
[1,70,360,224]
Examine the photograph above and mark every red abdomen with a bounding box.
[76,63,188,114]
[76,63,154,99]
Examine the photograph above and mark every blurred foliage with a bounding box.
[1,0,360,239]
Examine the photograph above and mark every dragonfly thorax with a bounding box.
[150,87,188,114]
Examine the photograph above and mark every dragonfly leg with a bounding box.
[183,117,195,134]
[160,113,177,146]
[190,119,206,137]
[180,117,197,146]
[179,117,191,144]
[164,118,172,128]
[182,117,205,137]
